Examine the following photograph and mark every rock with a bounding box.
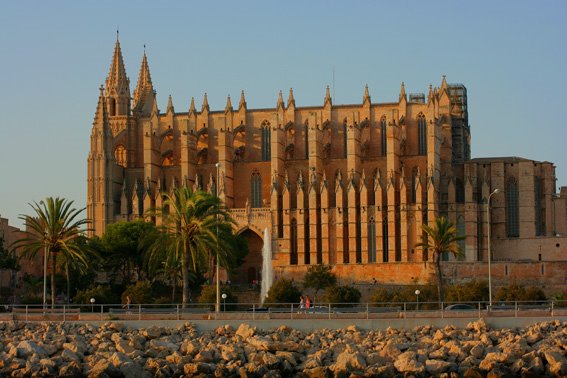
[221,345,243,361]
[463,367,485,378]
[426,359,455,375]
[479,352,510,371]
[487,365,513,378]
[109,352,133,367]
[63,341,88,355]
[119,361,149,378]
[236,323,256,339]
[394,351,425,374]
[59,361,82,377]
[148,339,179,353]
[194,349,214,363]
[467,319,488,333]
[115,339,135,354]
[303,366,331,378]
[88,359,122,378]
[184,362,213,375]
[544,349,567,376]
[142,326,163,339]
[180,340,199,355]
[16,340,47,358]
[61,348,81,362]
[41,343,58,356]
[247,335,273,351]
[470,343,485,359]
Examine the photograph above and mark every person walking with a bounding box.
[305,295,311,312]
[298,295,304,313]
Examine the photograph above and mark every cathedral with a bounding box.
[88,37,566,286]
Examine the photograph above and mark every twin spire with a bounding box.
[105,38,130,96]
[132,50,153,110]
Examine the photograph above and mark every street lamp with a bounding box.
[487,188,500,309]
[415,289,420,311]
[90,298,95,313]
[222,293,227,312]
[215,162,221,313]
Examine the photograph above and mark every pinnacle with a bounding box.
[166,94,174,113]
[225,95,233,113]
[287,88,295,108]
[106,38,130,95]
[202,93,209,111]
[133,50,154,109]
[239,90,246,110]
[324,85,332,106]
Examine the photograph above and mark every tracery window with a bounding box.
[343,121,348,158]
[506,177,519,237]
[417,114,427,155]
[380,117,387,156]
[382,217,389,262]
[368,217,377,263]
[305,123,309,160]
[535,178,545,236]
[456,178,465,204]
[290,218,298,265]
[251,171,262,208]
[261,121,271,161]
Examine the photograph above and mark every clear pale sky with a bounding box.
[0,1,566,228]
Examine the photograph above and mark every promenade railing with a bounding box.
[0,300,564,322]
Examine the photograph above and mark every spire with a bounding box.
[133,49,154,110]
[225,95,233,113]
[276,90,284,110]
[93,85,109,125]
[239,90,247,110]
[324,85,332,106]
[105,37,130,96]
[363,84,371,104]
[166,95,174,114]
[287,88,295,108]
[188,97,196,115]
[399,82,406,101]
[202,93,209,112]
[441,75,448,90]
[427,84,434,103]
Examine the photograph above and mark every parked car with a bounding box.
[444,303,476,311]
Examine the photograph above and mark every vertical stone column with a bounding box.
[320,174,331,264]
[464,175,478,261]
[335,173,347,263]
[386,111,401,262]
[360,171,369,264]
[414,171,424,261]
[218,121,234,207]
[347,173,359,264]
[296,172,307,265]
[346,116,361,264]
[307,113,323,265]
[282,173,292,263]
[399,173,408,262]
[375,173,385,262]
[490,162,506,239]
[387,171,398,262]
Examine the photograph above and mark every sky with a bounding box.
[0,1,566,228]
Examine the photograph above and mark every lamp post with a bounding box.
[415,289,420,312]
[487,188,500,309]
[222,293,227,312]
[215,162,220,313]
[90,298,95,313]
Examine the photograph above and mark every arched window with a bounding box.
[417,114,427,155]
[261,121,271,161]
[456,215,465,261]
[535,178,545,236]
[456,178,465,204]
[305,123,309,159]
[290,219,298,265]
[343,121,348,158]
[251,171,262,208]
[506,178,519,237]
[382,216,389,262]
[368,217,376,263]
[380,117,387,156]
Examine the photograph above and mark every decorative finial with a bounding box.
[287,88,295,108]
[324,85,332,106]
[239,90,246,109]
[363,84,370,104]
[277,90,284,109]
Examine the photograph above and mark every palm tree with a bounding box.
[148,187,239,307]
[415,216,465,302]
[17,197,90,307]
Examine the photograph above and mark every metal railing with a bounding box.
[0,300,564,322]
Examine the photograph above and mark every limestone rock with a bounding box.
[16,340,47,359]
[236,323,256,339]
[394,351,425,374]
[426,359,454,375]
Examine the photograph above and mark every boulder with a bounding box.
[142,326,163,339]
[394,351,425,374]
[16,340,47,359]
[425,359,455,375]
[544,349,567,376]
[148,339,179,353]
[236,323,256,339]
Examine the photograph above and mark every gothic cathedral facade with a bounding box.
[88,38,564,285]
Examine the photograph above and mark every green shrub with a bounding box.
[303,265,337,301]
[197,285,238,311]
[20,295,42,305]
[494,283,547,302]
[324,285,361,306]
[445,280,488,303]
[263,278,301,306]
[122,281,153,305]
[73,285,119,305]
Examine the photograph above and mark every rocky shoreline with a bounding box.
[0,319,566,377]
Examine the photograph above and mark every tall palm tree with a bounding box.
[17,197,90,307]
[148,187,239,307]
[415,216,465,302]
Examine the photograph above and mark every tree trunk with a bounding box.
[435,252,443,303]
[182,241,190,308]
[51,254,56,308]
[66,263,70,304]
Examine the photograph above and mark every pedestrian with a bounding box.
[299,295,304,313]
[305,295,311,311]
[123,295,131,311]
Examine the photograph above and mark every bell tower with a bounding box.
[105,33,131,117]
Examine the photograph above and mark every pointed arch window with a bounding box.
[417,114,427,155]
[251,171,262,208]
[368,217,377,263]
[305,123,309,160]
[114,145,127,167]
[261,121,271,161]
[506,177,519,237]
[535,177,545,236]
[290,218,298,265]
[343,121,348,158]
[456,215,466,261]
[456,178,465,204]
[380,117,387,156]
